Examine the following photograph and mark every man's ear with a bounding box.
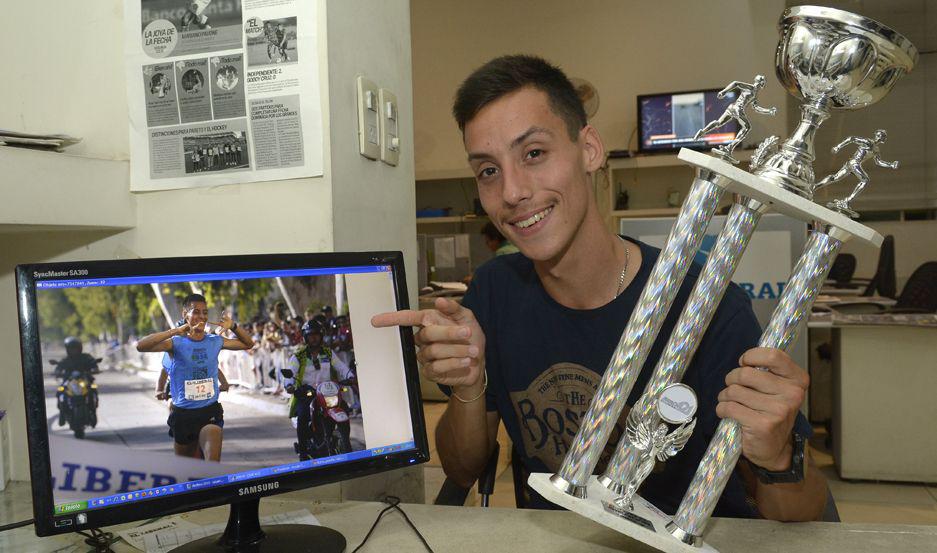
[579,124,606,173]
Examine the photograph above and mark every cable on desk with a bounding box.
[0,518,34,533]
[351,495,434,553]
[76,527,116,552]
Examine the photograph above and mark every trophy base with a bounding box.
[676,148,881,247]
[528,473,719,553]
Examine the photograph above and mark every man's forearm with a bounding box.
[155,371,168,395]
[748,453,828,521]
[435,381,492,489]
[231,324,254,349]
[137,329,174,352]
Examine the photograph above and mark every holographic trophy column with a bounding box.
[527,6,917,553]
[598,195,766,502]
[668,6,918,545]
[550,169,727,497]
[668,225,842,543]
[597,74,782,501]
[551,69,787,497]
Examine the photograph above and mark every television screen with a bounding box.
[638,89,739,153]
[17,252,427,540]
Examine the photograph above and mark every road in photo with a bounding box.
[44,365,364,469]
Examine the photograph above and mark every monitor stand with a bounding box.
[174,497,347,552]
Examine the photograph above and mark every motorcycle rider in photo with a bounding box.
[53,336,101,434]
[283,319,355,460]
[136,294,252,461]
[55,336,100,382]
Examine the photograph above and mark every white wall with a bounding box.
[326,1,418,296]
[0,0,417,486]
[0,4,129,161]
[411,0,789,178]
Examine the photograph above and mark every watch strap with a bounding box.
[751,432,805,484]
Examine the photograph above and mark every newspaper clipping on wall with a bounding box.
[124,0,322,191]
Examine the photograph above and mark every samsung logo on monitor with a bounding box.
[238,482,279,496]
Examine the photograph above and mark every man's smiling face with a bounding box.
[464,86,595,263]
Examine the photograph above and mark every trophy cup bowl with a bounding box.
[776,5,918,110]
[753,6,918,198]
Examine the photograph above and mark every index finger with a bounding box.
[371,310,426,329]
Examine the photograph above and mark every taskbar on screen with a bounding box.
[53,440,417,516]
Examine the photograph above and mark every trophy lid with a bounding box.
[776,5,919,109]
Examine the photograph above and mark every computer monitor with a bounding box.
[637,89,739,153]
[16,251,428,551]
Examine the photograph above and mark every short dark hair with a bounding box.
[182,293,207,311]
[453,55,586,140]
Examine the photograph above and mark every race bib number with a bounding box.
[184,378,214,401]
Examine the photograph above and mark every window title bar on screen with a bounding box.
[35,265,392,290]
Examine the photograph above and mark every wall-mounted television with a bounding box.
[638,89,739,154]
[16,251,427,551]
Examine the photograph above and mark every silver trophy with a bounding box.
[692,75,777,164]
[816,130,899,217]
[528,6,917,553]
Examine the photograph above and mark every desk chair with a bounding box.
[891,261,937,312]
[827,253,857,288]
[434,442,501,507]
[433,442,534,509]
[826,260,937,315]
[823,236,896,297]
[861,235,896,298]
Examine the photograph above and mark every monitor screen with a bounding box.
[16,252,427,538]
[638,89,739,153]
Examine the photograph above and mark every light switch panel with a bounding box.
[378,88,399,166]
[356,76,380,160]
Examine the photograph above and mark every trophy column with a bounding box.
[526,6,917,553]
[551,170,727,497]
[599,195,766,493]
[669,227,843,540]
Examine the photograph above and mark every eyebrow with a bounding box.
[466,126,553,162]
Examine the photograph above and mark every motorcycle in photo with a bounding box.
[282,368,354,460]
[51,357,101,439]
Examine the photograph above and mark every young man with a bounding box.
[373,55,829,521]
[137,294,253,461]
[275,23,290,62]
[265,22,279,62]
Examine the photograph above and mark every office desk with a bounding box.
[832,323,937,482]
[4,497,937,552]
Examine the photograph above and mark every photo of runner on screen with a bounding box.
[136,293,253,461]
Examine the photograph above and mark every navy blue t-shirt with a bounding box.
[457,236,810,517]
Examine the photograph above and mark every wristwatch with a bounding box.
[750,432,805,484]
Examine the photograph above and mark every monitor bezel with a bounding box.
[636,88,739,154]
[16,250,429,537]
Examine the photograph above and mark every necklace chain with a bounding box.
[615,236,630,298]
